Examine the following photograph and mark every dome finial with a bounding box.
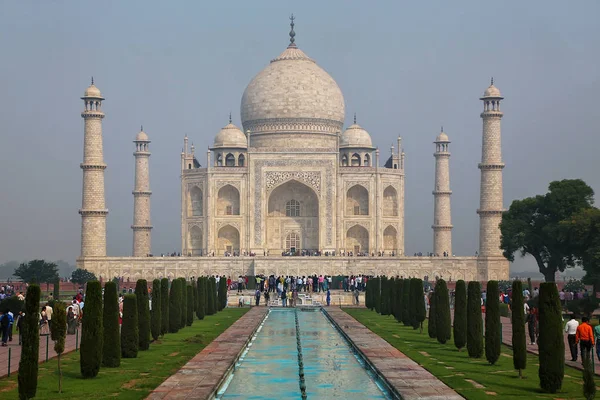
[353,112,356,124]
[491,77,494,85]
[288,14,296,48]
[441,125,443,132]
[229,112,232,124]
[91,76,94,85]
[141,125,143,131]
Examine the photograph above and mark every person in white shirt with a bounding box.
[523,302,530,315]
[45,303,53,328]
[565,316,580,361]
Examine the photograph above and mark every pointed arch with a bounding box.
[216,153,223,166]
[189,225,203,256]
[346,224,369,254]
[383,225,398,253]
[217,224,239,255]
[217,184,240,215]
[238,154,245,167]
[225,153,235,167]
[189,186,203,217]
[383,185,398,217]
[351,153,361,167]
[341,154,348,166]
[346,184,369,216]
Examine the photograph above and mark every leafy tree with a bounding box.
[121,294,139,358]
[583,352,596,400]
[169,279,181,332]
[207,277,216,315]
[427,290,437,339]
[394,278,403,323]
[18,284,40,400]
[453,280,467,351]
[485,280,501,365]
[566,296,600,319]
[435,279,451,344]
[500,179,594,282]
[218,276,228,311]
[180,278,187,328]
[401,279,411,326]
[563,207,600,293]
[14,259,59,284]
[538,282,565,393]
[563,278,586,293]
[160,278,169,336]
[80,281,103,378]
[102,282,120,367]
[151,279,162,341]
[196,277,205,320]
[412,278,426,331]
[50,301,67,393]
[467,281,483,358]
[511,280,526,378]
[70,268,97,285]
[186,285,194,326]
[135,279,151,350]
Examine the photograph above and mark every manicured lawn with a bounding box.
[0,308,248,399]
[345,308,589,400]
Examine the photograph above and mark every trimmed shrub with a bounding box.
[207,277,216,315]
[186,285,194,326]
[485,280,501,365]
[453,280,467,351]
[583,352,596,400]
[80,281,103,378]
[196,277,205,320]
[428,291,437,339]
[401,279,411,326]
[18,284,41,399]
[135,279,151,351]
[102,282,120,367]
[151,279,162,341]
[538,282,564,393]
[218,276,227,311]
[180,278,187,328]
[160,278,169,336]
[121,294,139,358]
[467,281,483,358]
[202,277,208,315]
[511,280,526,377]
[50,301,67,392]
[394,278,403,323]
[169,279,181,333]
[380,277,389,315]
[435,279,451,344]
[412,279,426,331]
[365,276,372,310]
[499,303,510,317]
[389,277,396,317]
[373,277,381,314]
[53,279,60,302]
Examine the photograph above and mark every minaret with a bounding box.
[132,126,152,256]
[432,127,452,256]
[477,79,505,257]
[79,79,108,257]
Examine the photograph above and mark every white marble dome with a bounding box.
[135,130,149,141]
[83,84,103,98]
[213,123,247,148]
[483,84,502,98]
[240,45,345,130]
[435,131,449,142]
[340,123,373,148]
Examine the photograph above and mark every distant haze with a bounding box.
[0,2,598,277]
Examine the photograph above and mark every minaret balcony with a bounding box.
[132,190,152,195]
[431,224,453,230]
[80,163,107,170]
[131,225,153,230]
[476,209,505,215]
[432,190,452,195]
[478,163,505,170]
[81,111,105,118]
[79,209,109,216]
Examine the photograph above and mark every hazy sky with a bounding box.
[0,1,598,274]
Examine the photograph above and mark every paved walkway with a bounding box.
[147,307,268,399]
[326,308,462,400]
[0,328,80,377]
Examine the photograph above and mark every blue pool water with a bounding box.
[218,308,393,399]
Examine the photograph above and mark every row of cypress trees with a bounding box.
[366,277,427,330]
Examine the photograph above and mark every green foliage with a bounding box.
[196,277,205,320]
[53,279,60,301]
[394,278,403,322]
[186,285,194,326]
[497,280,512,293]
[428,291,437,339]
[583,352,596,400]
[500,179,594,281]
[160,278,169,336]
[485,281,501,365]
[566,296,600,318]
[102,282,121,367]
[70,268,97,285]
[218,276,228,311]
[563,278,586,293]
[401,279,411,326]
[14,259,59,284]
[50,300,67,392]
[135,279,151,351]
[207,277,216,315]
[467,281,483,358]
[499,303,510,318]
[121,294,139,358]
[202,277,208,315]
[0,295,24,314]
[435,279,451,344]
[80,281,103,378]
[389,277,396,317]
[373,277,381,314]
[169,279,181,333]
[180,278,187,328]
[151,279,162,340]
[538,282,565,393]
[18,284,40,400]
[511,280,527,375]
[191,280,197,313]
[562,207,600,292]
[365,276,372,310]
[453,280,467,351]
[380,276,390,315]
[412,278,426,330]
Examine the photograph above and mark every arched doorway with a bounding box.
[217,185,240,215]
[346,184,369,215]
[285,232,300,253]
[383,186,398,216]
[346,224,369,254]
[189,186,203,216]
[189,225,203,256]
[383,225,397,254]
[217,225,239,255]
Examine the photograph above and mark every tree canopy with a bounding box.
[71,268,98,285]
[562,207,600,291]
[500,179,594,282]
[13,259,59,284]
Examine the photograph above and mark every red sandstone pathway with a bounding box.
[147,307,268,400]
[0,328,80,377]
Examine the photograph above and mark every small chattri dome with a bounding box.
[213,123,247,148]
[482,79,502,98]
[83,83,103,98]
[136,129,149,141]
[435,131,449,142]
[340,123,374,149]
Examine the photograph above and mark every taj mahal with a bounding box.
[76,20,509,281]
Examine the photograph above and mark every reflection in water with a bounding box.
[219,309,391,399]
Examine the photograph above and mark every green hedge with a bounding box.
[435,279,451,344]
[428,290,437,339]
[18,284,41,399]
[135,279,150,351]
[168,279,181,333]
[218,276,227,311]
[511,280,526,376]
[80,281,103,378]
[121,294,139,358]
[485,281,501,365]
[207,277,216,315]
[160,278,169,336]
[467,281,483,358]
[401,279,411,326]
[453,280,467,351]
[186,285,194,326]
[102,282,121,367]
[538,282,564,393]
[196,277,205,320]
[151,279,162,341]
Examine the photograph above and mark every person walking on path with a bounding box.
[565,315,579,361]
[0,310,9,346]
[354,288,359,306]
[594,322,600,362]
[576,316,594,363]
[15,311,24,345]
[526,308,537,345]
[254,289,261,307]
[326,289,331,306]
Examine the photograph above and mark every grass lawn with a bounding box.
[345,308,589,400]
[0,308,248,399]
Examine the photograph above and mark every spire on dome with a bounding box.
[229,112,232,124]
[141,125,143,132]
[91,76,94,85]
[491,77,494,85]
[353,113,357,124]
[288,14,296,48]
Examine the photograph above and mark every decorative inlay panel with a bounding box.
[215,181,241,190]
[265,171,321,195]
[344,220,371,231]
[216,221,240,230]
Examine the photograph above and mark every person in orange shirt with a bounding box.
[576,316,595,363]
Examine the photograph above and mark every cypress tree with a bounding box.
[402,279,411,326]
[18,284,40,399]
[365,276,372,310]
[527,277,533,296]
[389,277,396,317]
[192,279,197,313]
[453,280,467,351]
[202,277,208,315]
[207,277,217,315]
[121,294,139,358]
[538,282,564,393]
[428,290,437,338]
[467,281,483,358]
[196,277,205,320]
[373,277,381,314]
[380,277,389,315]
[102,281,120,367]
[435,279,451,344]
[135,279,150,351]
[186,285,194,326]
[485,280,501,365]
[182,278,189,327]
[394,278,403,322]
[218,276,228,311]
[511,280,526,377]
[160,278,169,336]
[583,352,596,400]
[412,278,426,332]
[53,279,60,302]
[80,281,103,378]
[151,279,162,341]
[50,301,67,393]
[169,279,181,333]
